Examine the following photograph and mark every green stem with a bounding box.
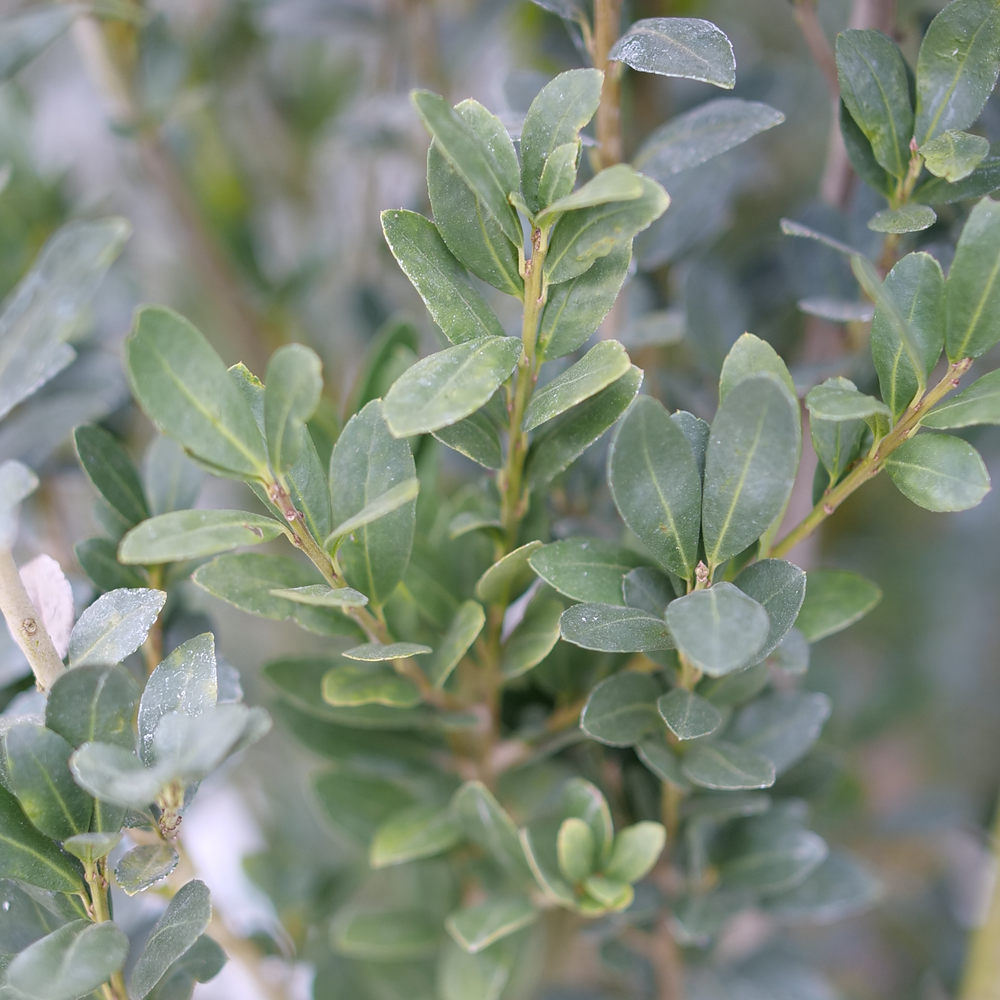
[87,860,128,1000]
[959,795,1000,1000]
[771,358,972,558]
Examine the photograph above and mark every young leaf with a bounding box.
[119,509,285,564]
[526,366,644,490]
[867,205,938,233]
[67,588,167,668]
[370,804,461,868]
[501,596,563,678]
[947,197,1000,360]
[520,69,603,213]
[578,672,662,746]
[0,785,82,892]
[602,822,666,883]
[342,641,432,661]
[665,584,770,677]
[733,558,806,661]
[680,741,776,791]
[381,210,507,345]
[884,432,991,510]
[62,831,121,865]
[129,879,212,1000]
[433,410,503,469]
[914,0,1000,145]
[805,378,891,422]
[733,691,832,774]
[701,374,799,569]
[914,145,1000,202]
[451,781,530,877]
[718,332,796,404]
[560,604,673,653]
[263,343,323,474]
[920,129,990,180]
[538,164,644,220]
[635,98,784,178]
[529,538,648,604]
[657,689,722,741]
[446,898,538,954]
[835,29,914,178]
[795,569,882,642]
[609,18,736,88]
[383,337,522,438]
[114,844,179,895]
[538,242,632,360]
[536,141,580,208]
[476,541,543,604]
[426,601,485,687]
[73,424,149,526]
[608,395,702,579]
[923,368,1000,427]
[557,816,595,883]
[7,919,129,1000]
[125,307,269,481]
[330,400,416,606]
[322,664,421,709]
[75,538,147,593]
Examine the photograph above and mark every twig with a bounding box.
[593,0,624,168]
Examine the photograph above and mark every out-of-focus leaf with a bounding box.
[681,742,776,791]
[885,432,991,510]
[75,538,147,593]
[609,18,736,88]
[578,672,662,746]
[433,410,503,469]
[439,938,514,1000]
[370,804,461,868]
[74,424,149,527]
[733,692,832,774]
[114,844,180,895]
[446,897,538,954]
[761,851,881,923]
[867,204,938,233]
[322,663,421,709]
[451,781,530,877]
[501,596,562,678]
[719,812,828,895]
[603,822,666,883]
[143,435,205,517]
[0,8,73,82]
[263,343,323,475]
[795,569,882,642]
[332,910,440,960]
[476,541,542,604]
[657,689,721,741]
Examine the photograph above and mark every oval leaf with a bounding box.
[885,432,991,511]
[579,672,662,746]
[115,844,180,895]
[370,804,461,868]
[561,603,673,653]
[680,741,776,791]
[529,538,649,605]
[609,18,736,88]
[68,588,167,668]
[119,509,285,564]
[796,569,882,642]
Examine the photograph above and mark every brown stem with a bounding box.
[593,0,624,168]
[792,0,839,98]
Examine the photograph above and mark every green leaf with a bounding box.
[370,804,461,868]
[143,435,205,517]
[761,851,881,922]
[719,811,827,895]
[520,69,603,214]
[342,642,432,661]
[867,204,938,233]
[805,377,891,422]
[835,29,914,178]
[657,689,721,741]
[810,417,865,486]
[349,317,419,414]
[114,844,179,895]
[529,538,648,604]
[622,566,675,616]
[446,898,538,954]
[263,343,322,474]
[582,873,633,911]
[545,177,670,285]
[381,210,506,345]
[885,431,991,510]
[0,460,38,546]
[75,538,147,593]
[699,661,770,708]
[62,831,121,865]
[151,703,266,783]
[267,584,368,608]
[947,196,1000,360]
[144,935,226,1000]
[73,425,149,527]
[383,337,522,438]
[718,332,797,404]
[536,141,580,209]
[68,588,166,668]
[872,252,946,418]
[322,664,421,708]
[524,341,631,431]
[5,725,92,840]
[451,781,530,877]
[526,366,644,490]
[68,744,162,809]
[603,822,666,883]
[45,663,139,751]
[125,307,269,481]
[137,634,217,765]
[920,128,990,180]
[326,478,420,548]
[538,164,644,221]
[914,0,1000,145]
[666,583,770,677]
[332,910,439,960]
[635,98,784,178]
[796,569,882,642]
[608,394,702,579]
[840,100,894,196]
[501,596,563,678]
[609,18,736,88]
[914,144,1000,202]
[538,242,632,360]
[313,769,414,843]
[330,400,416,607]
[578,672,662,746]
[433,410,503,469]
[118,509,285,565]
[412,91,520,245]
[701,373,799,569]
[733,558,806,661]
[0,785,82,892]
[7,919,128,1000]
[672,411,710,480]
[0,8,72,83]
[424,600,484,684]
[734,691,832,774]
[128,879,212,1000]
[681,741,776,790]
[557,816,595,883]
[561,604,673,653]
[924,368,1000,427]
[439,939,514,1000]
[476,541,542,604]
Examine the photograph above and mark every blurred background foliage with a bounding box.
[2,0,999,997]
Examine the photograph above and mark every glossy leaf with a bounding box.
[125,307,269,480]
[476,541,543,604]
[836,29,914,178]
[924,368,1000,427]
[796,569,882,642]
[119,509,285,564]
[603,822,666,883]
[322,663,421,708]
[433,410,503,469]
[520,69,603,213]
[263,343,322,474]
[526,366,643,490]
[561,603,673,653]
[608,395,702,578]
[382,210,506,345]
[947,197,1000,360]
[330,400,416,606]
[74,424,149,526]
[501,596,562,678]
[578,672,662,746]
[666,583,769,677]
[680,741,776,791]
[67,588,166,668]
[867,204,938,233]
[805,377,890,422]
[885,432,991,510]
[370,804,461,868]
[733,558,806,661]
[921,128,990,180]
[529,538,648,604]
[609,18,736,88]
[657,689,721,741]
[914,0,1000,144]
[0,785,82,892]
[446,898,538,954]
[115,844,180,895]
[635,98,784,178]
[539,164,644,219]
[7,919,128,1000]
[734,691,832,774]
[701,374,799,569]
[451,781,530,877]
